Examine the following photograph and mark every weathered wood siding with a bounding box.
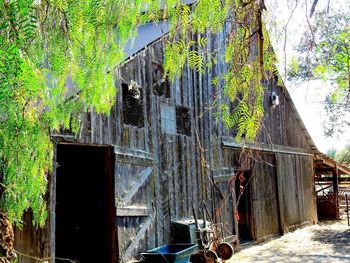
[258,82,314,151]
[219,150,316,242]
[276,154,317,232]
[250,153,280,240]
[14,212,50,263]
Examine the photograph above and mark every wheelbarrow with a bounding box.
[190,203,234,263]
[140,243,197,263]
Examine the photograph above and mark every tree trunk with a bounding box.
[0,213,15,263]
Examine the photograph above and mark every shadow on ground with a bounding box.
[311,223,350,254]
[232,220,350,263]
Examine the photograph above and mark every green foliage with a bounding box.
[0,0,155,226]
[335,145,350,167]
[314,30,350,91]
[326,148,337,159]
[315,27,350,136]
[289,7,350,136]
[0,0,272,226]
[164,0,273,142]
[163,0,230,79]
[289,9,350,81]
[220,3,274,141]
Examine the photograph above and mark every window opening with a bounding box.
[160,105,176,134]
[152,62,170,98]
[176,106,191,136]
[122,82,144,127]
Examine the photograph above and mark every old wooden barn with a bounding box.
[14,19,318,263]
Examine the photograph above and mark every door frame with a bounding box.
[52,143,117,262]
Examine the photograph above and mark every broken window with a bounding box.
[176,106,191,136]
[152,62,170,98]
[154,78,170,98]
[160,105,176,134]
[122,82,144,127]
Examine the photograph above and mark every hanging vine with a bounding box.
[163,0,276,141]
[0,0,275,226]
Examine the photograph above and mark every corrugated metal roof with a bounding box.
[124,21,169,58]
[124,0,196,58]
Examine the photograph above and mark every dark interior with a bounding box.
[56,144,116,262]
[236,171,253,241]
[122,82,145,127]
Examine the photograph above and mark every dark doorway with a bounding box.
[56,144,117,262]
[235,171,253,242]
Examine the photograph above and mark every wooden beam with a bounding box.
[316,177,350,182]
[315,154,350,175]
[333,167,339,219]
[316,184,333,193]
[315,158,336,168]
[121,214,155,262]
[116,206,151,217]
[212,168,235,183]
[214,175,233,183]
[222,137,314,156]
[346,194,349,226]
[119,167,153,205]
[114,146,153,166]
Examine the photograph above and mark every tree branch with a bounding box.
[309,0,319,18]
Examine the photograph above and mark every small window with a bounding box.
[152,62,170,98]
[154,79,171,98]
[122,82,144,127]
[160,105,176,134]
[160,105,191,136]
[176,106,191,136]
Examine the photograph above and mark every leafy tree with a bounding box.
[0,0,145,226]
[335,145,350,167]
[0,0,274,228]
[288,6,350,136]
[326,147,337,159]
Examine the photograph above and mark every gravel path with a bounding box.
[231,219,350,263]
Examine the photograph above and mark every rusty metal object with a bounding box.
[191,203,234,262]
[217,242,234,260]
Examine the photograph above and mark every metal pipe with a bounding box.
[346,194,349,226]
[192,203,204,249]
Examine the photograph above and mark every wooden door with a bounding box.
[114,147,155,262]
[213,168,238,243]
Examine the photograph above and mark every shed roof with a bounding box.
[314,153,350,175]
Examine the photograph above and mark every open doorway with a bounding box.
[235,171,254,243]
[56,144,117,262]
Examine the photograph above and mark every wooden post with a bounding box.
[346,194,349,226]
[332,167,339,219]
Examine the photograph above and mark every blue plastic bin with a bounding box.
[141,244,198,263]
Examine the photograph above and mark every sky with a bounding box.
[287,81,350,152]
[265,0,350,153]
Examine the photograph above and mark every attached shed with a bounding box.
[315,153,350,219]
[14,19,318,263]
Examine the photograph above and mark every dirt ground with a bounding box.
[231,218,350,263]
